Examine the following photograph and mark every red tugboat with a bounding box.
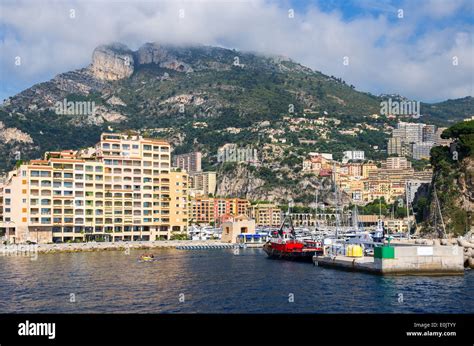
[263,214,323,262]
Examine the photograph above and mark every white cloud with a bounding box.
[0,0,472,102]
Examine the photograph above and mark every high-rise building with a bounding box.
[0,133,188,244]
[172,152,202,173]
[388,137,403,156]
[388,122,437,160]
[411,142,434,160]
[422,125,436,142]
[396,122,425,143]
[190,171,217,196]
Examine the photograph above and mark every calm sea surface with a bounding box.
[0,248,472,313]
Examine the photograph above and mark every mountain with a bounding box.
[422,97,474,126]
[1,42,473,203]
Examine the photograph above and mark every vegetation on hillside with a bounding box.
[417,120,474,236]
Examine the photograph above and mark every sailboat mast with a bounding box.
[405,181,411,239]
[433,185,447,238]
[333,163,340,239]
[314,188,318,230]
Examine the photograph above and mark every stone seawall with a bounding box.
[0,240,231,255]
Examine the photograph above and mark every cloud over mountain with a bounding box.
[1,0,472,102]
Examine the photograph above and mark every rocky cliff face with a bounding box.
[428,155,474,236]
[0,121,33,144]
[456,156,474,221]
[136,43,193,72]
[216,162,351,206]
[216,164,265,199]
[89,43,135,81]
[88,42,194,81]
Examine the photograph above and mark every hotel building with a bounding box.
[0,133,188,244]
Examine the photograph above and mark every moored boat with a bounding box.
[263,214,323,262]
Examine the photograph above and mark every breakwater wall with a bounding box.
[0,240,236,255]
[315,245,465,275]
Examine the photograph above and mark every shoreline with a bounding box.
[0,240,247,255]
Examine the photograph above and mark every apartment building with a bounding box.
[248,204,282,227]
[302,153,334,174]
[336,156,432,204]
[172,151,202,173]
[382,157,412,170]
[388,137,411,157]
[422,125,436,142]
[189,171,217,196]
[189,196,249,225]
[388,122,437,159]
[0,133,188,244]
[342,150,365,163]
[394,122,425,143]
[411,142,434,160]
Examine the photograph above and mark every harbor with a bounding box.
[0,246,471,314]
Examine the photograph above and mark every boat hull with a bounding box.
[263,242,322,262]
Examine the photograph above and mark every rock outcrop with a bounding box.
[417,121,474,237]
[136,42,193,73]
[89,43,134,81]
[0,122,33,144]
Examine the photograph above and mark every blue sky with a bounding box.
[0,0,473,103]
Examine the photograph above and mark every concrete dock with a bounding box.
[314,245,465,275]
